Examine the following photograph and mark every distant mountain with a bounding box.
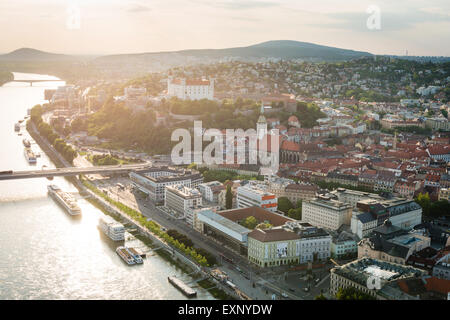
[95,40,373,64]
[0,48,74,61]
[178,40,373,60]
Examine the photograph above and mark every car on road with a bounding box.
[288,288,295,292]
[315,278,320,284]
[161,227,167,232]
[304,287,309,292]
[235,266,241,272]
[281,292,288,298]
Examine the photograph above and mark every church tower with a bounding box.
[393,131,397,150]
[257,103,267,140]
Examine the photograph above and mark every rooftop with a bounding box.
[198,209,250,237]
[218,206,292,227]
[166,184,202,199]
[332,258,427,288]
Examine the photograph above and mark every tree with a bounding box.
[314,294,327,300]
[256,222,272,229]
[335,287,375,300]
[415,192,431,217]
[429,200,450,218]
[278,197,294,214]
[287,208,302,220]
[241,216,258,229]
[225,185,233,209]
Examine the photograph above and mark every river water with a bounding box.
[0,73,214,300]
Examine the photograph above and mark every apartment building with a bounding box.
[129,167,203,203]
[302,196,353,231]
[164,185,202,215]
[236,185,278,212]
[197,181,225,203]
[268,180,318,203]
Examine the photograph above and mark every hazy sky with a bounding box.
[0,0,449,56]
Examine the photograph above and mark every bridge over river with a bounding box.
[0,163,151,181]
[11,79,60,86]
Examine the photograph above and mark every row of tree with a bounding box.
[29,104,77,164]
[81,178,214,267]
[199,168,264,183]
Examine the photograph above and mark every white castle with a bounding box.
[167,76,215,100]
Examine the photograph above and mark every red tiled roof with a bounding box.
[423,277,450,295]
[428,144,450,155]
[281,140,301,152]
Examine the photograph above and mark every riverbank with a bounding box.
[26,111,235,300]
[0,71,13,86]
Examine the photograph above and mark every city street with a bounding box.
[86,175,333,300]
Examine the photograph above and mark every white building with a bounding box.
[416,86,440,96]
[167,77,214,100]
[302,196,353,231]
[236,185,277,212]
[331,188,384,208]
[247,221,331,267]
[329,230,359,259]
[197,181,225,203]
[351,198,422,239]
[165,185,202,215]
[129,167,203,203]
[330,258,427,300]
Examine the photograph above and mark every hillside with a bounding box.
[95,40,373,65]
[177,40,372,60]
[0,48,74,61]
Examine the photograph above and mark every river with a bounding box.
[0,73,214,300]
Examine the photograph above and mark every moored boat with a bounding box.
[98,215,125,241]
[24,147,37,164]
[47,184,81,216]
[22,138,31,148]
[116,246,136,265]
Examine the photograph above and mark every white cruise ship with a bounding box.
[47,185,81,216]
[98,215,125,241]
